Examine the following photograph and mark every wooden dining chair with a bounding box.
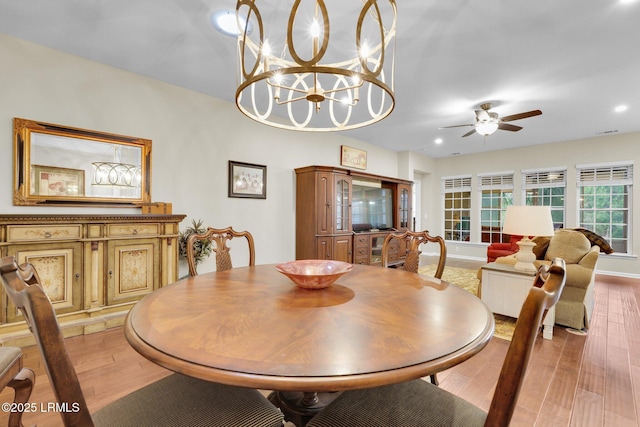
[382,229,446,385]
[382,230,446,277]
[0,256,284,427]
[0,347,35,427]
[307,259,567,427]
[187,226,256,276]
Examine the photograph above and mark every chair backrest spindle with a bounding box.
[186,226,255,276]
[382,230,446,278]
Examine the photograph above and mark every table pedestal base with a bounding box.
[268,391,342,427]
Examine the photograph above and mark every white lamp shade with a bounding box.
[502,205,555,237]
[476,122,499,136]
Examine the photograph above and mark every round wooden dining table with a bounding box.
[125,263,494,425]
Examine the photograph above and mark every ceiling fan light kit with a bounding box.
[475,121,499,136]
[442,102,542,138]
[235,0,397,132]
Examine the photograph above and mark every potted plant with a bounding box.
[178,219,213,268]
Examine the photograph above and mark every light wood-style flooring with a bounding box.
[1,258,638,426]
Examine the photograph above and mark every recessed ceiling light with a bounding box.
[435,138,443,144]
[614,105,628,113]
[211,9,252,37]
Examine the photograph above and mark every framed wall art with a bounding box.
[228,161,267,199]
[32,165,85,197]
[340,145,367,170]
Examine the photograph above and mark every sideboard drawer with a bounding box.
[354,235,369,247]
[354,246,369,257]
[107,223,159,237]
[354,256,369,265]
[7,224,82,242]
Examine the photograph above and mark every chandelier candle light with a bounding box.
[235,0,397,131]
[502,205,555,272]
[92,162,141,188]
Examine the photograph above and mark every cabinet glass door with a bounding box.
[335,178,351,232]
[371,235,385,265]
[400,187,409,229]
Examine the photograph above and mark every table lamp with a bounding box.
[502,205,555,272]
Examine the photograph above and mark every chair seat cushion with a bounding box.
[0,347,21,380]
[92,373,284,427]
[307,379,487,427]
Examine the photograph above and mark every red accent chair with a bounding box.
[487,235,523,262]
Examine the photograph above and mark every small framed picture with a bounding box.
[340,145,367,170]
[32,165,85,197]
[228,161,267,199]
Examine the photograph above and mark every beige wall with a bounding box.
[414,134,640,277]
[2,33,637,277]
[0,34,401,276]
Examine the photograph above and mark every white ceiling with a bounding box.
[1,0,639,158]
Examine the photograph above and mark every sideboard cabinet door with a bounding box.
[6,241,83,322]
[106,238,160,305]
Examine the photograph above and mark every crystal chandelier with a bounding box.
[235,0,397,131]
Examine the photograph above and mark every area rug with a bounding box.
[418,265,516,341]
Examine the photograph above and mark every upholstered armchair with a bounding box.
[486,234,522,262]
[497,229,599,330]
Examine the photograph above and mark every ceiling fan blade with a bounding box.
[498,123,523,132]
[501,110,542,122]
[462,129,477,137]
[440,124,475,129]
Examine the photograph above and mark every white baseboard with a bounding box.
[595,270,640,280]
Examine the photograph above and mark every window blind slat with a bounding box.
[523,169,566,189]
[577,164,633,185]
[478,173,513,190]
[442,176,471,193]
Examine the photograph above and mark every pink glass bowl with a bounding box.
[275,260,353,289]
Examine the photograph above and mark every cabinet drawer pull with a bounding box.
[44,231,52,238]
[132,229,138,235]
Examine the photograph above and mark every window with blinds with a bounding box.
[478,173,514,190]
[578,163,633,185]
[442,176,471,242]
[523,168,566,229]
[577,162,633,254]
[478,172,513,244]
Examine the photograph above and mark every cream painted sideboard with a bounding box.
[0,214,185,346]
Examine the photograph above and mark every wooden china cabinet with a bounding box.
[0,214,185,346]
[296,167,353,263]
[295,165,412,266]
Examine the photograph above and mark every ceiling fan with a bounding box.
[441,103,542,137]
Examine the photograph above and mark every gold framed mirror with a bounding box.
[13,118,151,206]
